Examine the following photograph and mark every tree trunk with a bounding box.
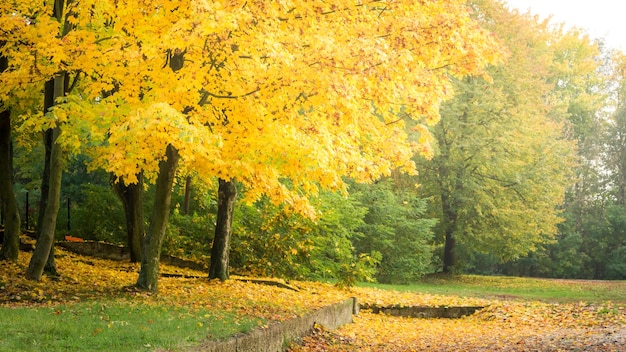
[136,145,179,293]
[37,129,52,239]
[112,173,144,262]
[36,79,58,275]
[26,74,65,281]
[209,178,237,281]
[443,228,456,274]
[182,175,192,215]
[0,98,21,262]
[37,79,55,236]
[438,158,458,274]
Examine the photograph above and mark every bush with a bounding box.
[163,207,214,262]
[67,183,125,244]
[605,246,626,279]
[230,191,379,286]
[351,179,437,284]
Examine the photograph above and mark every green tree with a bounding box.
[418,0,576,273]
[606,53,626,206]
[351,179,436,283]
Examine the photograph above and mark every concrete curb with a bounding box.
[188,297,357,352]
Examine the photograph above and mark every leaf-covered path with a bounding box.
[291,306,626,351]
[290,289,626,351]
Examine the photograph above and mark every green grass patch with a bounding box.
[361,275,626,304]
[0,300,263,352]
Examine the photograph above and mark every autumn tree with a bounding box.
[498,42,620,279]
[416,0,577,273]
[1,2,55,264]
[606,53,626,206]
[0,52,21,261]
[24,0,74,280]
[20,0,503,292]
[197,0,504,281]
[0,0,125,279]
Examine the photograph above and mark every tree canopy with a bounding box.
[1,0,502,289]
[415,0,598,272]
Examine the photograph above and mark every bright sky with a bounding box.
[504,0,626,52]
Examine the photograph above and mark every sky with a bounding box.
[504,0,626,52]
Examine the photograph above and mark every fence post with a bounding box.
[25,192,29,229]
[67,197,71,231]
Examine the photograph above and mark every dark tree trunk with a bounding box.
[443,228,456,274]
[440,182,460,273]
[36,79,58,275]
[209,178,237,281]
[37,129,52,237]
[136,145,179,293]
[26,73,65,281]
[438,159,458,274]
[112,173,144,262]
[182,175,192,215]
[37,79,55,237]
[0,94,21,261]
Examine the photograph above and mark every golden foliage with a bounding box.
[1,0,504,216]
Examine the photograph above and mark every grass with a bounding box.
[3,246,625,351]
[359,274,626,304]
[0,299,262,352]
[0,247,349,352]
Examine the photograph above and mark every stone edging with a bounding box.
[186,297,358,352]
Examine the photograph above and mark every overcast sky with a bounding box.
[504,0,626,52]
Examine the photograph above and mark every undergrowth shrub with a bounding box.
[350,180,437,284]
[163,208,214,262]
[67,183,125,244]
[230,191,380,286]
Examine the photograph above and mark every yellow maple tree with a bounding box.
[2,0,503,288]
[64,0,503,207]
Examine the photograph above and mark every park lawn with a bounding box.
[0,248,352,351]
[2,247,625,351]
[358,274,626,304]
[0,300,261,352]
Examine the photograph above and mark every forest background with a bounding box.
[1,0,626,291]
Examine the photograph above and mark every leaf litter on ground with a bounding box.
[1,247,625,351]
[291,289,626,351]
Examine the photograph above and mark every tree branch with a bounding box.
[199,87,260,103]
